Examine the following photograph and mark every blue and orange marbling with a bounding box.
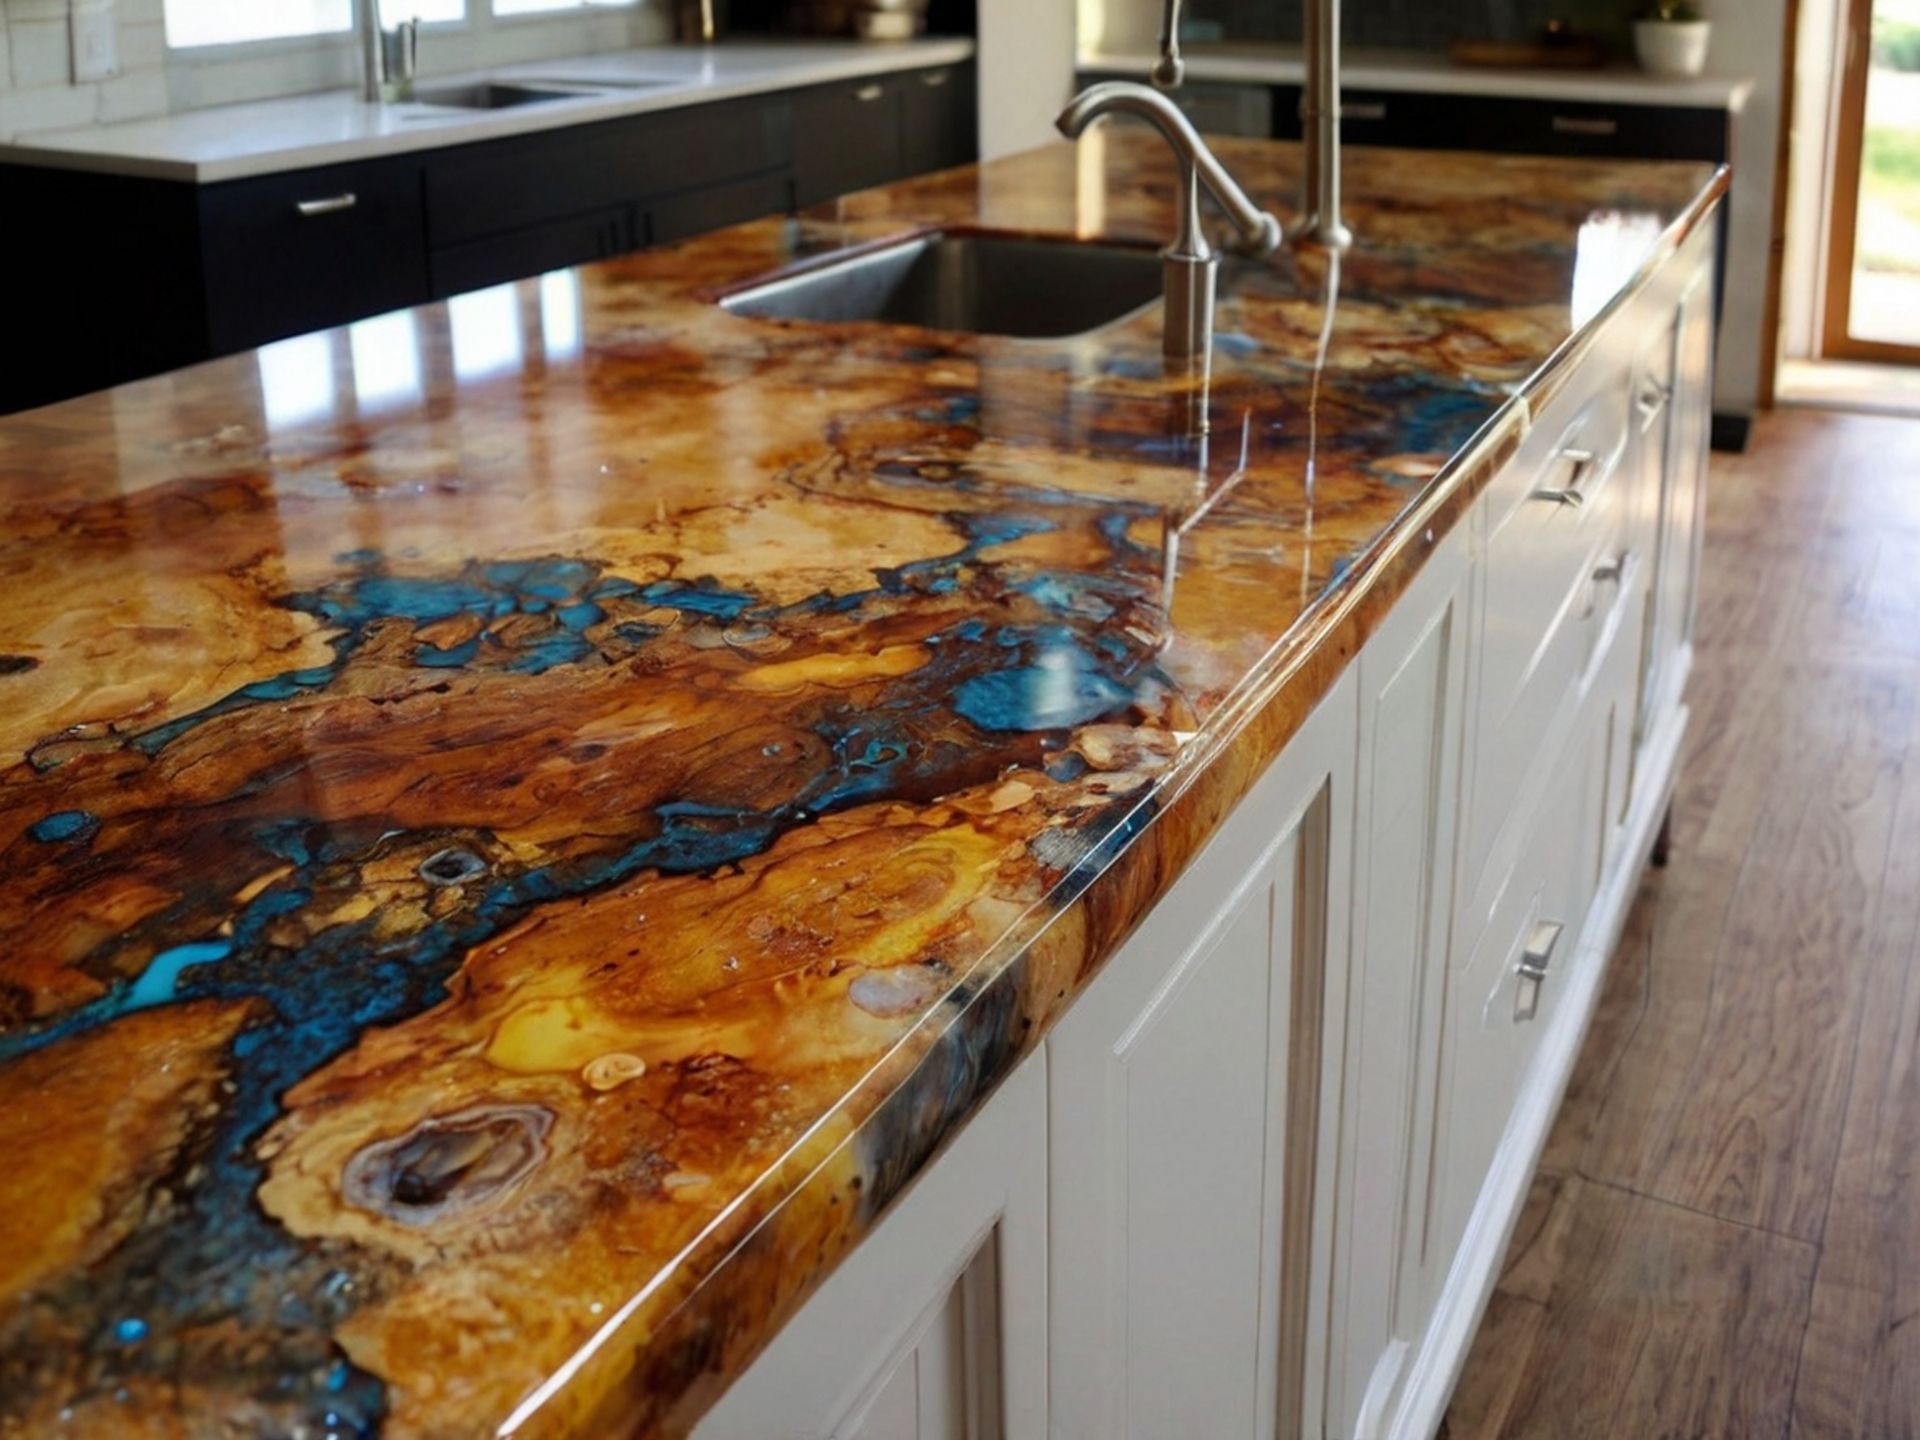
[0,134,1722,1438]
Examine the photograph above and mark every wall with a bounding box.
[0,0,670,140]
[978,0,1074,159]
[1702,0,1789,416]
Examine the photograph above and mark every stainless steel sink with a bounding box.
[718,232,1165,339]
[409,82,580,110]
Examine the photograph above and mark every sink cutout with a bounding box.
[719,231,1165,339]
[408,82,580,111]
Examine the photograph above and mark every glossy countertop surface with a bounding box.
[0,134,1722,1438]
[0,38,975,182]
[1082,42,1755,108]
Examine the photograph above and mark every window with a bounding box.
[492,0,635,15]
[163,0,464,48]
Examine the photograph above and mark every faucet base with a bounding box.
[1162,252,1219,362]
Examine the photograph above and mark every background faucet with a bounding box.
[356,0,419,104]
[1146,0,1351,251]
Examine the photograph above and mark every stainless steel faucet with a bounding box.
[1055,0,1350,359]
[357,0,419,104]
[1056,83,1283,360]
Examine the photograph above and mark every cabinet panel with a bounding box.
[426,95,791,248]
[1049,675,1355,1440]
[650,170,795,247]
[795,75,906,206]
[429,206,635,300]
[900,64,979,176]
[1329,527,1469,1438]
[199,156,430,356]
[695,1052,1046,1440]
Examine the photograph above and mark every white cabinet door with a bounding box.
[1642,235,1716,735]
[1326,527,1471,1439]
[1047,673,1357,1440]
[696,1051,1048,1440]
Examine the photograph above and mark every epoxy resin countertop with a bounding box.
[0,135,1723,1438]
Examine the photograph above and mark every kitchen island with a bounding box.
[0,133,1723,1439]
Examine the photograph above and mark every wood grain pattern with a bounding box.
[1445,408,1920,1438]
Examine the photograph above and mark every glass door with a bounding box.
[1826,0,1920,361]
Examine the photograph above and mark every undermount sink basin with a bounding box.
[719,231,1165,339]
[409,82,580,110]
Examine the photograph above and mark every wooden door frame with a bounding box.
[1822,0,1920,363]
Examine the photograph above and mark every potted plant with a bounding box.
[1634,0,1712,77]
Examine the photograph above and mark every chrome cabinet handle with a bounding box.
[1583,550,1633,621]
[1515,920,1564,1022]
[295,193,358,217]
[1532,446,1596,508]
[1346,100,1388,121]
[920,70,950,88]
[1637,381,1672,419]
[855,83,885,102]
[1553,115,1619,137]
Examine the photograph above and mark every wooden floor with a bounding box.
[1441,408,1920,1440]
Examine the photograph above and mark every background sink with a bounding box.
[410,82,579,110]
[719,232,1164,339]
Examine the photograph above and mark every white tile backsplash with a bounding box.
[9,15,70,87]
[0,0,671,141]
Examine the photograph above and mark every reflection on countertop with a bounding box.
[0,132,1723,1438]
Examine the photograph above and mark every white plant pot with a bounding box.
[1634,19,1712,77]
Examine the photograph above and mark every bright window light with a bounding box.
[164,0,463,48]
[493,0,636,16]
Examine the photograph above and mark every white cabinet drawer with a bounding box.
[1465,356,1633,915]
[1441,704,1607,1264]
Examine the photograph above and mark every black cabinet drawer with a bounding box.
[794,75,905,206]
[1500,98,1729,163]
[650,170,793,246]
[427,95,792,248]
[431,206,637,299]
[198,157,429,355]
[901,63,978,175]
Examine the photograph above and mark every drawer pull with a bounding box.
[1583,550,1633,620]
[855,83,886,103]
[1531,446,1597,508]
[1553,115,1619,137]
[1345,100,1388,121]
[1515,920,1564,1022]
[920,70,951,88]
[295,193,358,218]
[1637,381,1672,419]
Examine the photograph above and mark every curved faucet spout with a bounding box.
[1055,82,1283,260]
[1055,81,1283,361]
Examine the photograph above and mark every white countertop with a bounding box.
[0,38,976,183]
[1083,45,1754,111]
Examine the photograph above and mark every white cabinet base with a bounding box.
[1384,698,1688,1440]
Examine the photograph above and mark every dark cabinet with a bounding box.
[430,207,636,300]
[200,157,431,354]
[0,59,977,415]
[901,63,978,177]
[795,75,906,207]
[1080,70,1732,167]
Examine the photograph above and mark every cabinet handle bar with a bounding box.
[295,193,359,218]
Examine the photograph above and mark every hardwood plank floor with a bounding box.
[1443,409,1920,1440]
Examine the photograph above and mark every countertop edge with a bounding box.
[0,38,977,184]
[1081,47,1756,110]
